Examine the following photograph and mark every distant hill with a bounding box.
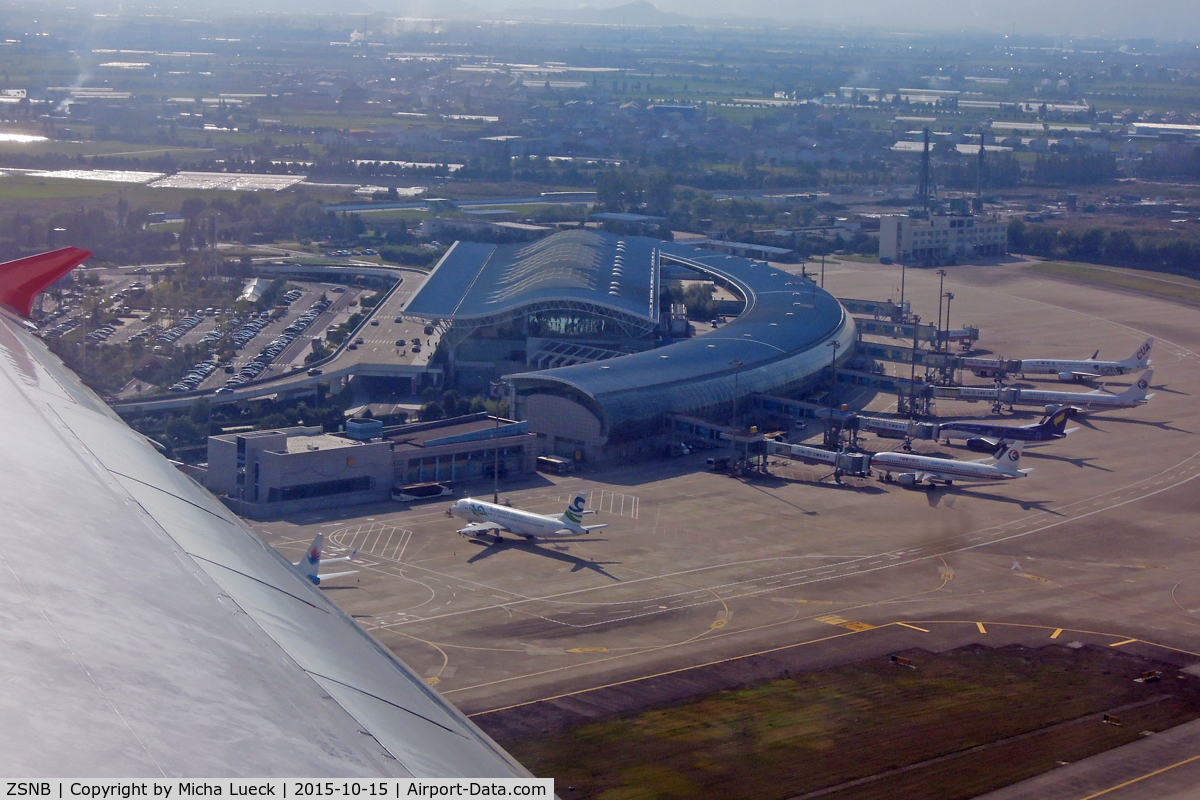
[493,1,696,26]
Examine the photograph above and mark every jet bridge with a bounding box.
[838,297,908,322]
[765,440,872,477]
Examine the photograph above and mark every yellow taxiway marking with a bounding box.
[941,572,954,581]
[1077,753,1200,800]
[1051,629,1063,639]
[566,647,609,654]
[425,677,440,686]
[976,622,987,634]
[897,622,929,633]
[815,614,875,632]
[1110,638,1139,648]
[1023,573,1051,583]
[709,619,727,630]
[465,620,1200,719]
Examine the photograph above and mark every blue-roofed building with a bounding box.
[402,230,855,462]
[404,230,659,334]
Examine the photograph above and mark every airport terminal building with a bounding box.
[403,230,856,462]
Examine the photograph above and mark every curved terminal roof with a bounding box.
[509,239,856,436]
[404,230,659,327]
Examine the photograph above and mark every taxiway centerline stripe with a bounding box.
[462,626,870,710]
[897,622,929,633]
[1076,753,1200,800]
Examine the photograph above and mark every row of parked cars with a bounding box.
[85,319,125,342]
[39,317,79,341]
[217,297,332,393]
[169,359,222,392]
[326,248,377,257]
[154,315,205,345]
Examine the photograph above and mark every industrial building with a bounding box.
[403,230,856,463]
[879,214,1008,264]
[206,414,538,517]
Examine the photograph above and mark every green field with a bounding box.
[497,645,1200,800]
[0,173,122,200]
[1026,260,1200,306]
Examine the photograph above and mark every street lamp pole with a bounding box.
[935,268,947,353]
[729,359,744,458]
[899,260,907,319]
[490,378,505,503]
[730,359,744,431]
[943,291,954,349]
[828,339,840,413]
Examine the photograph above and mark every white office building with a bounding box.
[880,214,1008,264]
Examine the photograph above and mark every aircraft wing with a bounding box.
[0,306,529,778]
[459,521,507,535]
[317,570,360,582]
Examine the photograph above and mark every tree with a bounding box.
[180,198,206,220]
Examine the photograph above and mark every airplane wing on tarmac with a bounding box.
[458,521,508,535]
[0,251,531,779]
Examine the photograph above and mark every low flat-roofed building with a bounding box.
[206,416,540,517]
[389,414,538,486]
[880,214,1007,264]
[207,426,394,516]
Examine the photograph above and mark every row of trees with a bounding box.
[1009,218,1200,276]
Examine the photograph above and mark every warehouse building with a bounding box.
[206,414,537,517]
[879,214,1008,264]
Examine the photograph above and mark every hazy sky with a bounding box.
[375,0,1200,40]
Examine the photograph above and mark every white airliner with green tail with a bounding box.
[450,493,607,539]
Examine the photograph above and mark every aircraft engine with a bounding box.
[896,473,918,487]
[1057,371,1077,382]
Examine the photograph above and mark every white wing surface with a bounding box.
[0,304,530,779]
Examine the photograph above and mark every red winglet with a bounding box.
[0,247,92,318]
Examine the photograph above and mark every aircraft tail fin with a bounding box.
[1121,337,1154,368]
[1039,407,1072,437]
[294,533,323,584]
[560,492,588,525]
[1120,370,1154,401]
[1090,349,1100,360]
[993,439,1024,475]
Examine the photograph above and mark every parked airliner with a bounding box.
[940,407,1077,451]
[451,493,607,539]
[1019,337,1153,381]
[967,338,1153,381]
[871,441,1030,488]
[957,370,1156,413]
